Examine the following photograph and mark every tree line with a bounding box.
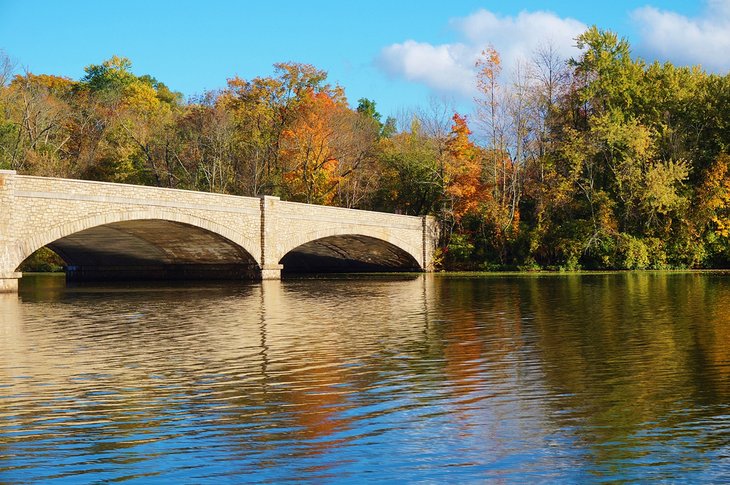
[4,27,730,270]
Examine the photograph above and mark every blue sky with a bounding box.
[0,1,723,116]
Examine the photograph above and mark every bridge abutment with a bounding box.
[0,170,19,292]
[0,272,21,293]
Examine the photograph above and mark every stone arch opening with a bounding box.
[16,219,260,282]
[279,234,421,274]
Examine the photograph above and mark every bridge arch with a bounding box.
[12,209,261,280]
[276,228,423,274]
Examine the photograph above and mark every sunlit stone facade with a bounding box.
[0,171,438,291]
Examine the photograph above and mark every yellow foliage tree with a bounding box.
[700,154,730,237]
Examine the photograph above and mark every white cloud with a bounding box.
[632,1,730,72]
[376,9,586,100]
[378,41,475,97]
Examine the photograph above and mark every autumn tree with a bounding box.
[372,117,442,216]
[279,89,346,204]
[2,73,74,174]
[697,154,730,264]
[332,101,380,208]
[442,114,483,227]
[64,56,182,183]
[222,62,340,196]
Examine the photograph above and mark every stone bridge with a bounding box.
[0,170,439,292]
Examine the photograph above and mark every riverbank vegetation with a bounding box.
[4,27,730,270]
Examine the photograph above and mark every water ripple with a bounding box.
[2,273,730,482]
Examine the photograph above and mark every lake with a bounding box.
[1,272,730,482]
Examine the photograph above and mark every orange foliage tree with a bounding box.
[280,88,347,204]
[443,114,485,226]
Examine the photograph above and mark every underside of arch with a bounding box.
[31,219,259,281]
[280,235,421,274]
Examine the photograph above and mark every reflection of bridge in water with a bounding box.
[0,171,439,291]
[0,275,435,448]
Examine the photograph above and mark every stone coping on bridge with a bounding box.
[275,198,424,221]
[15,174,262,204]
[13,174,426,225]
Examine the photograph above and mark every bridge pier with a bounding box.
[260,264,283,280]
[0,272,21,293]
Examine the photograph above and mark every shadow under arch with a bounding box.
[15,213,260,282]
[279,234,421,274]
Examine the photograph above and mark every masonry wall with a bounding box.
[7,175,262,270]
[0,173,439,290]
[263,198,428,268]
[0,171,19,291]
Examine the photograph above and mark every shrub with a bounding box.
[616,234,649,269]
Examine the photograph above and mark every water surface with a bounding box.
[1,272,730,482]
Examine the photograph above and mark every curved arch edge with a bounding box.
[278,230,425,272]
[11,209,261,272]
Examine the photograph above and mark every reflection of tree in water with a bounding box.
[442,280,513,464]
[524,273,730,474]
[436,278,525,398]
